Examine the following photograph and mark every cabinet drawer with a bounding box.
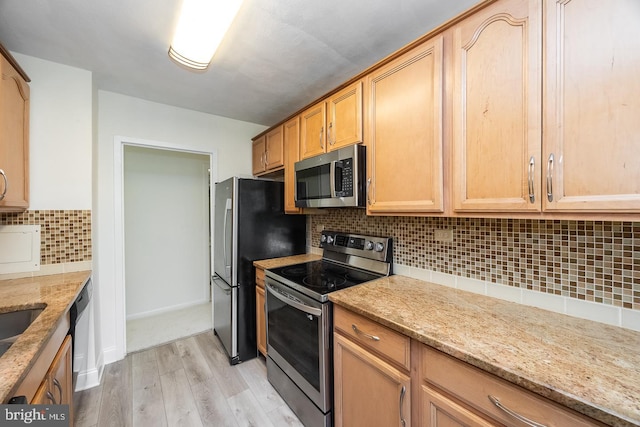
[421,345,603,427]
[334,305,410,371]
[255,268,265,288]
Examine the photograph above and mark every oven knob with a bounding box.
[326,235,334,244]
[365,241,374,250]
[374,242,385,252]
[320,234,327,243]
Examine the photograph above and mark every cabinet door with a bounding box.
[31,381,49,404]
[265,125,284,170]
[543,0,640,212]
[365,36,444,214]
[422,386,498,427]
[0,53,29,210]
[50,336,73,406]
[256,283,266,357]
[334,333,410,427]
[327,81,363,151]
[300,101,326,160]
[452,0,542,212]
[252,135,266,175]
[283,117,302,213]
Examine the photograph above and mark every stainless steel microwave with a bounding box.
[294,144,366,208]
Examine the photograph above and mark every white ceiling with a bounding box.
[0,0,479,126]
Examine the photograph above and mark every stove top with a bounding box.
[265,231,393,302]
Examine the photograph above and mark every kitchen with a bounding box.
[1,0,639,426]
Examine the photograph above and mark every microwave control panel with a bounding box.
[335,158,353,197]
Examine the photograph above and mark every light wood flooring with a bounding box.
[73,331,303,427]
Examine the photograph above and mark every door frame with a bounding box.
[113,135,218,359]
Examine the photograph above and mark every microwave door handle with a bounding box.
[330,161,337,198]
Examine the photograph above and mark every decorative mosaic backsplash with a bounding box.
[309,209,640,311]
[0,210,92,265]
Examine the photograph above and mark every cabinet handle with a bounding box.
[265,150,269,166]
[320,126,324,149]
[351,324,380,341]
[527,156,535,203]
[46,390,57,404]
[546,153,554,202]
[366,178,372,206]
[488,395,547,427]
[53,378,63,403]
[328,122,335,146]
[399,385,407,427]
[0,169,7,201]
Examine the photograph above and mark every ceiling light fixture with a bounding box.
[168,0,244,71]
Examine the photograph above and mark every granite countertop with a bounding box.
[253,253,322,270]
[0,271,92,403]
[329,275,640,426]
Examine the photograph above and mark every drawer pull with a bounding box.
[53,378,63,403]
[488,395,547,427]
[46,390,57,404]
[352,324,380,341]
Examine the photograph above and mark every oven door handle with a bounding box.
[266,283,322,317]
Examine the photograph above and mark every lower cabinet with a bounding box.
[334,306,604,427]
[31,336,73,413]
[333,306,411,427]
[255,267,267,356]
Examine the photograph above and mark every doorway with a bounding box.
[123,145,212,352]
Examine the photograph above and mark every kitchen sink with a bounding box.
[0,308,45,357]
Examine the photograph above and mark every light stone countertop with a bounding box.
[0,271,92,403]
[329,275,640,427]
[253,253,322,270]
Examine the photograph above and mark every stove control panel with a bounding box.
[320,231,393,264]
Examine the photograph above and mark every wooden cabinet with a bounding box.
[333,306,411,427]
[419,344,602,427]
[300,81,363,161]
[542,0,640,212]
[0,44,30,211]
[364,36,444,215]
[252,126,284,176]
[299,101,327,160]
[255,267,267,356]
[35,336,73,408]
[283,116,302,214]
[452,0,542,213]
[326,81,363,151]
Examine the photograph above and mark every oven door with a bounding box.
[265,276,332,413]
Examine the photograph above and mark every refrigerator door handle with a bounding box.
[223,198,232,275]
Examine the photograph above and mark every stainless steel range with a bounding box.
[265,230,393,427]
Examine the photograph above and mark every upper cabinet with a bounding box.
[252,126,284,176]
[365,36,444,215]
[452,0,542,213]
[542,0,640,212]
[300,80,364,160]
[300,101,326,160]
[283,116,302,214]
[0,44,30,211]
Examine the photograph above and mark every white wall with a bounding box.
[12,53,92,210]
[124,146,210,319]
[97,91,266,362]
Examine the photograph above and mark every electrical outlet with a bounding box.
[434,229,454,242]
[316,224,325,232]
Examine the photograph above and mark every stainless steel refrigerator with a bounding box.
[212,177,306,364]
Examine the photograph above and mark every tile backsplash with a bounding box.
[309,209,640,311]
[0,210,92,265]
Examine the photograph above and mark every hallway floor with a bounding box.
[126,302,212,353]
